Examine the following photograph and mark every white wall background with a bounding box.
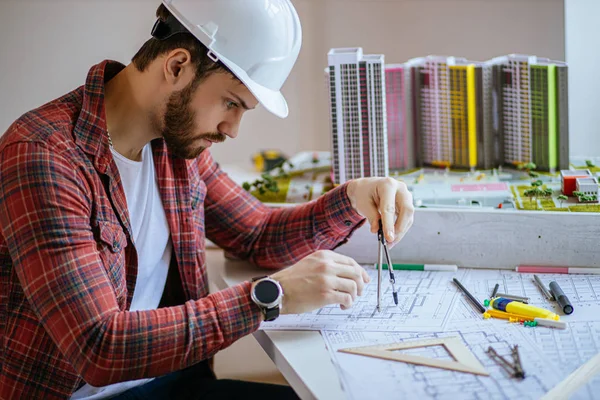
[565,0,600,158]
[0,0,565,167]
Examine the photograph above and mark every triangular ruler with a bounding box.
[339,336,489,376]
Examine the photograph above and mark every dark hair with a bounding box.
[132,4,232,85]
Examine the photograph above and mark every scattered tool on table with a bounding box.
[453,278,486,313]
[376,221,398,311]
[486,345,525,379]
[339,337,489,376]
[516,265,600,275]
[482,308,567,329]
[533,275,555,300]
[382,264,458,272]
[549,281,574,315]
[483,308,532,323]
[491,283,500,298]
[534,318,567,329]
[494,293,530,303]
[483,302,567,329]
[490,297,560,320]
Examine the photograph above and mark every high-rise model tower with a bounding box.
[327,48,389,184]
[489,55,569,172]
[414,56,454,168]
[385,64,416,171]
[411,56,493,170]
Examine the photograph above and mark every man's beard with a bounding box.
[157,81,226,159]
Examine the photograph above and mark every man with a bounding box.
[0,1,414,399]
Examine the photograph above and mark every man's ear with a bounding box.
[163,49,195,90]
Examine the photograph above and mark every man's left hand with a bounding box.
[346,177,414,246]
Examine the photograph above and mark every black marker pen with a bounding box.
[549,281,574,315]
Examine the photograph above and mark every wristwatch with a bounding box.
[251,276,283,321]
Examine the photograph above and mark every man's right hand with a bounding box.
[269,250,370,315]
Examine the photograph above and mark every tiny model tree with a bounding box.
[518,162,538,179]
[518,162,537,172]
[533,187,545,207]
[523,188,544,207]
[242,160,295,195]
[531,180,543,188]
[525,162,537,171]
[572,191,583,202]
[586,160,596,168]
[557,194,568,207]
[523,188,534,204]
[578,194,598,203]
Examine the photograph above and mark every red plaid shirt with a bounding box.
[0,60,365,399]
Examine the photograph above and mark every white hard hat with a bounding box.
[159,0,302,118]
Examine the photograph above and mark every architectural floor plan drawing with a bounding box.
[521,320,600,400]
[260,267,466,332]
[323,322,563,400]
[323,293,600,400]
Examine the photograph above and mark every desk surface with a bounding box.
[206,250,344,400]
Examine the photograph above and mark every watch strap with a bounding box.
[263,306,280,322]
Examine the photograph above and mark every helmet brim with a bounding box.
[216,52,289,119]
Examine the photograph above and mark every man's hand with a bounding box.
[270,250,370,314]
[346,177,414,246]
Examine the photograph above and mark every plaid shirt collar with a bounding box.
[73,60,126,175]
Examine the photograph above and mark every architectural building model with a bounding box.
[410,56,494,171]
[327,50,571,184]
[327,48,389,184]
[320,48,600,212]
[489,55,569,173]
[385,64,415,171]
[560,169,593,196]
[575,177,599,197]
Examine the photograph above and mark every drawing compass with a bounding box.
[486,345,525,379]
[377,221,398,312]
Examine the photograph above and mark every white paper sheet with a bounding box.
[320,266,600,400]
[323,313,600,400]
[260,266,467,332]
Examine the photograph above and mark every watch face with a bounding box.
[256,280,280,304]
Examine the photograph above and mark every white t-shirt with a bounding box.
[71,143,172,399]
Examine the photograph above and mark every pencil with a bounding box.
[533,275,554,300]
[491,283,499,298]
[453,278,486,313]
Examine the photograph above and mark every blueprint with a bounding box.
[318,269,600,399]
[323,296,600,400]
[260,266,466,332]
[323,321,562,400]
[521,320,600,400]
[258,266,600,398]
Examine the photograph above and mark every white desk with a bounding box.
[208,249,600,399]
[206,250,345,400]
